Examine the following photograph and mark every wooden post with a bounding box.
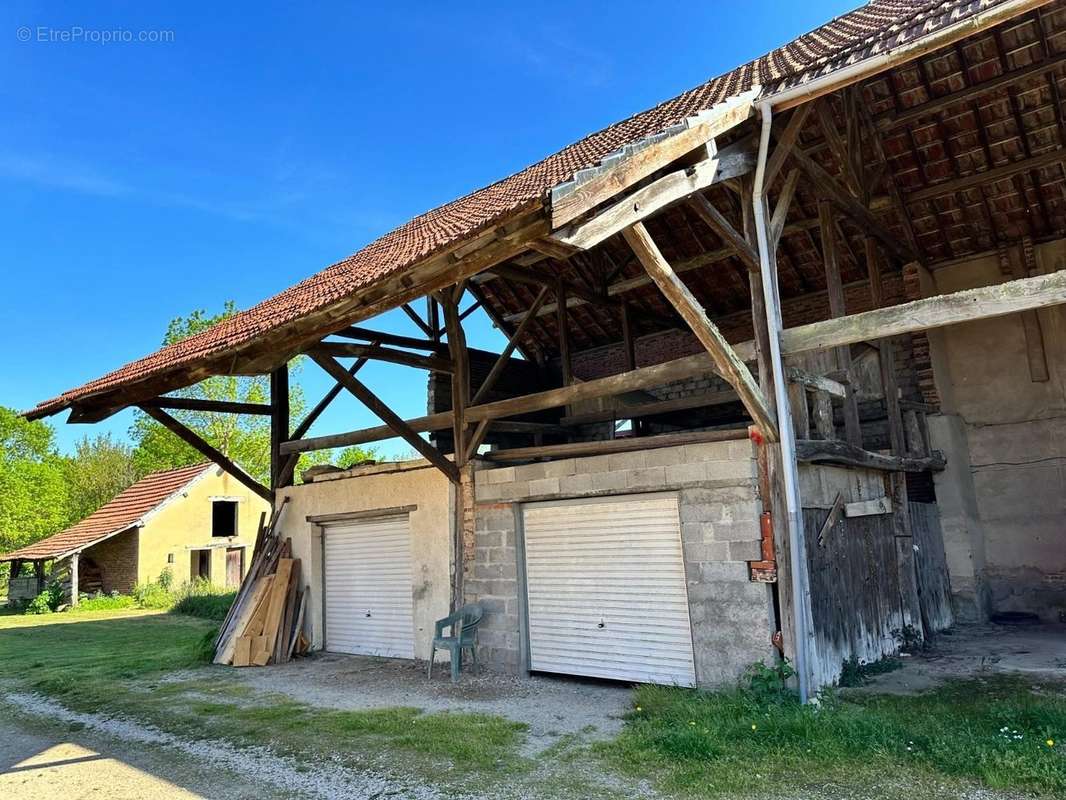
[70,552,79,606]
[621,302,636,372]
[443,289,472,611]
[818,200,862,447]
[623,221,778,440]
[270,365,290,493]
[34,560,45,594]
[556,282,572,386]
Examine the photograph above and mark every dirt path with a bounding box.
[1,692,457,799]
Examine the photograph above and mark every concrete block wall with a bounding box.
[469,439,777,688]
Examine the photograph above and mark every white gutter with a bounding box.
[751,99,814,704]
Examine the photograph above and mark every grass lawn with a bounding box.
[0,609,1063,798]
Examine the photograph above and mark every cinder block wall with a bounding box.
[469,439,777,688]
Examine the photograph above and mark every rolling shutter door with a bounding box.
[324,515,415,659]
[522,494,697,686]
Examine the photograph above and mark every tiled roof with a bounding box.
[0,463,211,561]
[29,0,1017,420]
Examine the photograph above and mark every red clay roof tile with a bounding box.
[0,463,212,561]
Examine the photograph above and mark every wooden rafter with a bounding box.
[401,303,435,338]
[470,285,550,405]
[790,145,914,263]
[309,352,459,483]
[687,193,759,271]
[548,140,755,251]
[313,341,453,373]
[622,221,778,440]
[141,398,272,415]
[332,326,440,352]
[138,405,273,502]
[765,103,813,187]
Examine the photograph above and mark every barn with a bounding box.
[27,0,1066,698]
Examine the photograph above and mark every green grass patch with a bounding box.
[601,678,1066,797]
[0,610,528,782]
[70,594,137,613]
[170,589,236,621]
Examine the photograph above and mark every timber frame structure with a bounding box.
[26,0,1066,699]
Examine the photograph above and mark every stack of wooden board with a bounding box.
[214,498,310,666]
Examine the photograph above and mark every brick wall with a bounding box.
[468,439,777,688]
[83,527,139,594]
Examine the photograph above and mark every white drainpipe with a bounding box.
[751,99,815,703]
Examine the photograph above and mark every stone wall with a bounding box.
[469,438,777,688]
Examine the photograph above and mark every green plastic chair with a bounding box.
[428,603,483,682]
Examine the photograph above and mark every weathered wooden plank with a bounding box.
[550,95,754,228]
[844,497,893,517]
[548,140,755,251]
[482,428,749,463]
[623,221,778,440]
[816,493,845,546]
[795,439,945,473]
[787,367,846,398]
[780,268,1066,354]
[560,388,739,426]
[332,326,441,352]
[764,103,812,187]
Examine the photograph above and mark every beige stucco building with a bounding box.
[3,463,268,602]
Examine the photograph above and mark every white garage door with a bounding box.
[324,515,415,658]
[522,494,697,686]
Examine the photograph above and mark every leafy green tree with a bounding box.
[0,407,71,555]
[64,433,137,522]
[334,445,378,471]
[130,302,312,485]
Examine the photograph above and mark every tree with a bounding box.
[130,302,310,485]
[64,433,137,522]
[334,445,378,471]
[0,407,71,555]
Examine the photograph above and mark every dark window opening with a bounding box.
[191,549,211,581]
[212,500,238,538]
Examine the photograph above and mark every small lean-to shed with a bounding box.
[2,463,269,604]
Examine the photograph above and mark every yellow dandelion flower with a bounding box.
[1048,739,1055,747]
[635,706,642,712]
[752,724,758,731]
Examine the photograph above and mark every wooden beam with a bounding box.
[548,140,755,251]
[471,286,550,405]
[282,348,752,455]
[550,94,754,228]
[556,282,572,386]
[458,299,482,322]
[560,388,739,426]
[442,295,470,466]
[764,103,812,187]
[815,98,861,197]
[786,367,845,398]
[905,148,1064,203]
[141,398,273,415]
[816,493,845,546]
[401,303,435,338]
[781,268,1066,354]
[769,169,801,247]
[276,356,371,488]
[875,54,1066,131]
[312,342,453,373]
[790,145,913,263]
[309,353,459,483]
[687,193,759,271]
[332,326,441,352]
[622,221,778,440]
[138,405,273,502]
[270,365,289,490]
[794,439,945,473]
[819,200,863,447]
[482,427,749,463]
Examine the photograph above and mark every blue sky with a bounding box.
[0,1,855,458]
